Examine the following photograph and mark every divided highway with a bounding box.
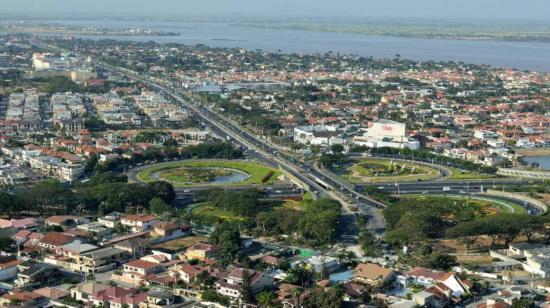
[95,61,387,233]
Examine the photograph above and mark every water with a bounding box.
[33,20,550,72]
[522,156,550,170]
[150,167,249,184]
[210,169,249,184]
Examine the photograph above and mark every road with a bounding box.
[93,61,387,236]
[356,178,530,194]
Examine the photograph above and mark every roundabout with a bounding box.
[343,158,442,183]
[134,160,282,187]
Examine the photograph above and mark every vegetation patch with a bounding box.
[137,160,280,187]
[344,158,440,183]
[383,194,526,244]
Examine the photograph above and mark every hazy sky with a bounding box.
[3,0,550,21]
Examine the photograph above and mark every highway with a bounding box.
[356,178,531,195]
[93,61,388,234]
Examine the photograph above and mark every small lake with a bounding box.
[150,167,249,184]
[522,156,550,171]
[210,169,249,184]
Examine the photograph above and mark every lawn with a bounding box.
[136,160,281,187]
[189,198,306,222]
[344,158,440,183]
[398,194,525,215]
[190,202,245,221]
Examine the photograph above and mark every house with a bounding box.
[185,243,218,261]
[38,231,75,250]
[115,259,165,285]
[79,247,128,274]
[353,263,396,286]
[98,211,123,228]
[70,281,111,303]
[139,289,192,308]
[45,215,89,229]
[0,218,39,230]
[0,255,23,281]
[32,287,70,302]
[306,255,340,274]
[77,221,112,237]
[414,289,446,308]
[121,214,158,232]
[150,222,191,242]
[114,237,150,256]
[14,262,61,288]
[91,286,148,308]
[216,268,274,299]
[172,263,203,284]
[0,289,45,307]
[12,229,43,246]
[342,281,368,302]
[406,267,472,296]
[262,255,281,268]
[55,239,98,258]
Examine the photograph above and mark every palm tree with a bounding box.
[256,291,276,307]
[291,287,303,308]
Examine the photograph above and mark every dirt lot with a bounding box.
[151,236,208,252]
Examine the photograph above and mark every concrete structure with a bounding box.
[121,214,158,232]
[293,125,340,146]
[215,268,274,300]
[354,119,420,150]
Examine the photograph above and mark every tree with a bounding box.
[195,270,214,287]
[297,199,341,246]
[303,287,344,308]
[209,222,242,265]
[512,298,535,308]
[0,238,15,252]
[256,291,276,307]
[148,197,171,215]
[358,229,382,257]
[285,266,314,288]
[98,203,105,218]
[0,192,21,218]
[330,143,344,153]
[425,253,457,271]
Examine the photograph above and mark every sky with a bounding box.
[2,0,550,21]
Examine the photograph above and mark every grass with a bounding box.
[398,194,526,215]
[190,197,307,222]
[344,158,440,183]
[446,167,500,180]
[137,160,281,187]
[190,202,245,221]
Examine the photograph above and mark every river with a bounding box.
[28,20,550,72]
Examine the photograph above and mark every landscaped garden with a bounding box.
[136,160,281,187]
[343,158,441,183]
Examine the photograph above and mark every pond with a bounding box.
[150,167,250,184]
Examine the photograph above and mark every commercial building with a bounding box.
[293,125,341,146]
[354,119,420,150]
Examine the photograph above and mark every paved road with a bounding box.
[94,61,389,236]
[357,178,529,194]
